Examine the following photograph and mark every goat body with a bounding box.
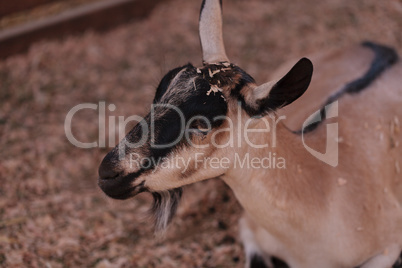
[235,44,402,268]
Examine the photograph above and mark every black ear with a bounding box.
[252,58,313,114]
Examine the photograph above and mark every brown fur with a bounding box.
[231,45,402,268]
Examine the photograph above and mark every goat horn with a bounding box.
[199,0,229,64]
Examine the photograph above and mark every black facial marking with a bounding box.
[153,64,190,103]
[98,166,147,199]
[121,64,230,173]
[227,66,258,115]
[297,41,399,134]
[230,67,256,95]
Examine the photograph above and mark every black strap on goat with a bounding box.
[297,41,399,134]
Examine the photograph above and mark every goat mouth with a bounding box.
[104,186,144,200]
[98,171,147,200]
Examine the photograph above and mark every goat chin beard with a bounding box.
[150,187,183,236]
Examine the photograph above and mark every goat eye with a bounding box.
[186,119,211,136]
[187,127,210,135]
[196,126,211,134]
[187,125,211,136]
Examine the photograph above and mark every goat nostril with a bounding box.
[98,162,120,180]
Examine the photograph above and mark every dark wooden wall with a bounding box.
[0,0,166,59]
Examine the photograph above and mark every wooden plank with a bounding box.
[0,0,166,59]
[0,0,59,18]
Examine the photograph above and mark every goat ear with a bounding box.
[248,58,313,115]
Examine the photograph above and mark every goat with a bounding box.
[98,0,402,267]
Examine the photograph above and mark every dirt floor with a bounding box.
[0,0,401,267]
